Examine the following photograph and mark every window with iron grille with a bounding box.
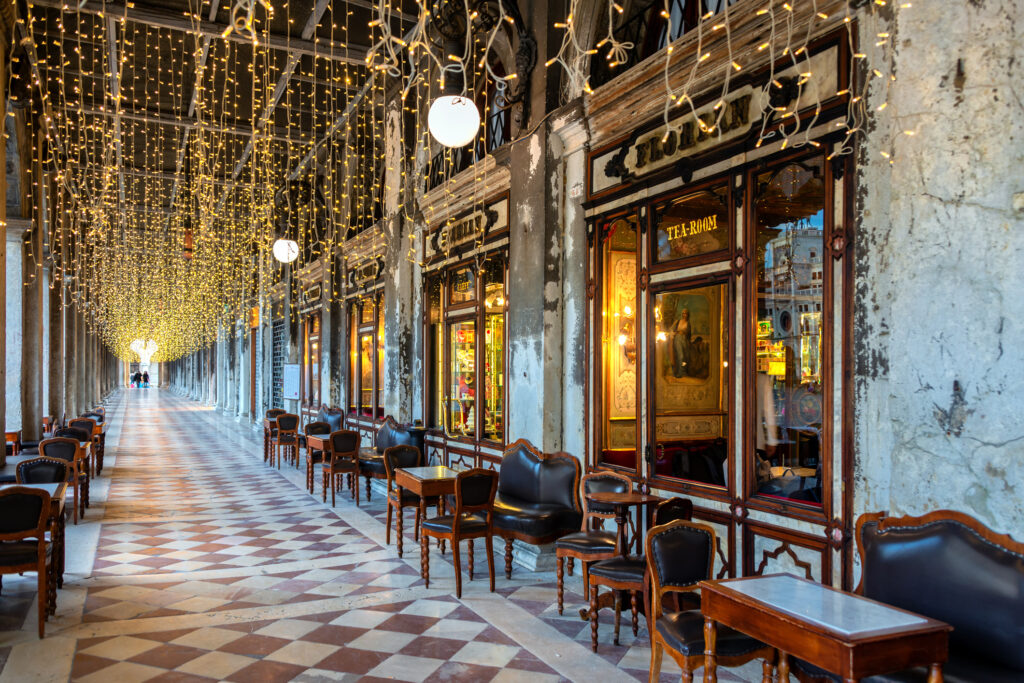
[590,0,733,90]
[271,318,286,409]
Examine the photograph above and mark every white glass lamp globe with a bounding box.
[272,238,299,263]
[428,95,481,148]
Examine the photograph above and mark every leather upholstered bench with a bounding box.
[492,439,582,578]
[794,509,1024,683]
[357,416,425,501]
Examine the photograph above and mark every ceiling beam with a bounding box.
[344,0,420,25]
[28,0,368,65]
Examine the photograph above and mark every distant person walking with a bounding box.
[132,371,142,387]
[142,371,150,388]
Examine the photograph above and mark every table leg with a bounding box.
[927,663,943,683]
[418,496,427,572]
[777,652,790,682]
[396,502,404,558]
[703,617,717,683]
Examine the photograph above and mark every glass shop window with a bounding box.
[751,157,827,507]
[377,302,386,416]
[653,184,730,265]
[427,277,443,428]
[482,260,505,442]
[348,296,384,418]
[599,216,639,472]
[304,313,321,408]
[426,256,508,443]
[650,281,729,487]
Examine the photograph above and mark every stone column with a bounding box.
[22,226,44,440]
[64,295,77,419]
[5,221,25,433]
[0,35,7,441]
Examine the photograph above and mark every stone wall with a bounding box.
[854,0,1024,533]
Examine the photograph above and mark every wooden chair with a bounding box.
[383,445,441,558]
[322,430,361,507]
[0,487,57,638]
[587,496,694,651]
[67,418,98,475]
[646,520,775,682]
[39,438,85,524]
[420,468,499,599]
[263,409,285,463]
[301,420,331,492]
[271,413,300,468]
[555,471,632,615]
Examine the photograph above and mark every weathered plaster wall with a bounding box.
[854,0,1024,534]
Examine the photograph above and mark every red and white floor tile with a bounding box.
[0,389,765,682]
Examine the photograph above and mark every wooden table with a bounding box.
[700,574,951,683]
[305,434,331,492]
[395,466,457,567]
[0,482,69,587]
[585,491,661,555]
[0,455,47,483]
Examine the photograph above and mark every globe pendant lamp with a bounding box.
[272,237,299,263]
[428,94,480,148]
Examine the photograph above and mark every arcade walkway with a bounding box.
[0,389,761,682]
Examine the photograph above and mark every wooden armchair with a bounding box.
[40,438,86,524]
[322,430,361,507]
[271,414,300,468]
[0,487,57,638]
[420,468,499,599]
[646,520,775,682]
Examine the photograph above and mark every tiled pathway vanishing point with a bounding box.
[0,389,764,682]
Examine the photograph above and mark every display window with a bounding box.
[596,214,639,474]
[348,294,384,418]
[425,254,507,444]
[652,183,731,266]
[748,155,829,508]
[302,313,321,414]
[649,278,731,489]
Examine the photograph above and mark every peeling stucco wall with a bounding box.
[853,0,1024,533]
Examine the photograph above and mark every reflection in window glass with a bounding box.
[427,278,443,428]
[349,308,359,414]
[449,321,476,436]
[654,185,729,263]
[752,158,826,506]
[360,334,373,416]
[377,303,386,417]
[651,283,729,486]
[600,217,638,470]
[361,299,375,324]
[483,261,505,441]
[449,266,476,305]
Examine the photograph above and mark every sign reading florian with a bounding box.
[599,86,756,190]
[427,197,508,260]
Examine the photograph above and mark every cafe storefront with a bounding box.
[345,250,387,445]
[422,194,510,470]
[585,31,855,587]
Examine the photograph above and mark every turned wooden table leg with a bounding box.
[703,617,718,683]
[927,663,943,683]
[396,504,404,558]
[777,652,790,682]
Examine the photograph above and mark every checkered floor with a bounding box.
[0,389,766,682]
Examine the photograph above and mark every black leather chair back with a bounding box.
[317,407,344,432]
[16,457,68,484]
[0,488,47,537]
[383,445,421,480]
[41,438,79,463]
[647,521,714,589]
[266,409,285,419]
[859,517,1024,670]
[305,421,330,437]
[82,411,104,424]
[330,430,360,455]
[584,472,631,515]
[276,414,299,431]
[456,469,499,510]
[376,418,416,452]
[56,427,89,443]
[498,441,580,511]
[69,418,96,436]
[654,497,694,525]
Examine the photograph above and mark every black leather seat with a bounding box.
[492,440,582,579]
[357,417,424,501]
[656,611,767,658]
[555,529,616,554]
[587,555,644,583]
[421,513,488,535]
